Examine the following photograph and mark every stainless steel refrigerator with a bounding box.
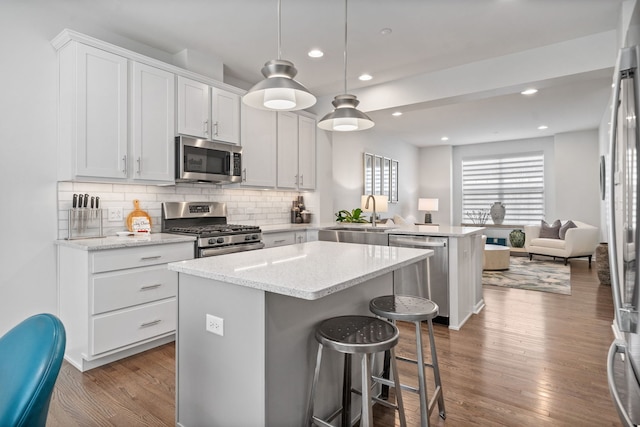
[607,44,640,427]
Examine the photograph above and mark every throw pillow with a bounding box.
[393,214,408,225]
[539,219,561,239]
[559,220,577,239]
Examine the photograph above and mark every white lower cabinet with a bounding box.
[58,241,193,371]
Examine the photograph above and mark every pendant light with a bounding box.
[317,0,374,131]
[242,0,316,111]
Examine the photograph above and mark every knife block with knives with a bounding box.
[67,193,105,240]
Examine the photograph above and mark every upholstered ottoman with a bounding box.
[484,244,510,270]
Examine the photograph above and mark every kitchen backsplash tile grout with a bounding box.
[56,182,316,240]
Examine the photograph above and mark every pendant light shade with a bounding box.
[318,0,374,132]
[242,0,316,111]
[317,94,374,131]
[243,59,316,111]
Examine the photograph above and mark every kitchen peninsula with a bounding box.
[168,241,432,427]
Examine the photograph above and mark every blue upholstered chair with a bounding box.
[0,313,66,427]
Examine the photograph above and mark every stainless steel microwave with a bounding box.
[175,136,242,183]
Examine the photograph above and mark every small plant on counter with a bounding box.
[335,208,369,223]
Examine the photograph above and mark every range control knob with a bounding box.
[252,234,259,240]
[217,237,225,244]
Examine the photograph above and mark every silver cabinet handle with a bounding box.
[136,157,141,174]
[295,174,299,185]
[242,168,247,182]
[140,319,161,328]
[274,239,286,244]
[140,255,162,261]
[122,155,127,174]
[214,121,219,136]
[140,283,162,291]
[300,174,304,186]
[204,120,209,136]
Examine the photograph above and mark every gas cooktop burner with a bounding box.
[169,224,261,236]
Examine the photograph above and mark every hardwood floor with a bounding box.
[48,261,621,426]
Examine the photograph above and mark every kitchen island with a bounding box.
[168,241,432,427]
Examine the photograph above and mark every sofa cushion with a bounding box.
[559,220,577,240]
[530,238,566,250]
[539,219,561,239]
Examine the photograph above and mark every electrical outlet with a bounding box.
[108,207,123,222]
[206,314,224,336]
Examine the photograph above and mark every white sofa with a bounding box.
[524,221,599,267]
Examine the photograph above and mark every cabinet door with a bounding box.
[241,104,276,187]
[131,62,175,182]
[298,115,316,190]
[294,232,307,244]
[211,87,240,144]
[75,44,128,179]
[177,76,209,138]
[277,112,299,189]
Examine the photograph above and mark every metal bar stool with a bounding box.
[306,315,407,427]
[370,295,446,427]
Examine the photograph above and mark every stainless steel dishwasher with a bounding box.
[388,234,449,320]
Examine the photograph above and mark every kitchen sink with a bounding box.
[318,226,391,246]
[325,226,390,233]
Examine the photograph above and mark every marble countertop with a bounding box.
[168,241,432,300]
[55,233,196,250]
[262,222,484,237]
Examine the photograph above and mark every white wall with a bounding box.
[0,3,61,334]
[418,146,453,225]
[554,130,601,228]
[330,130,419,223]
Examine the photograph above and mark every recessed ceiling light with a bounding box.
[380,28,392,36]
[521,88,538,95]
[392,111,402,117]
[359,74,373,81]
[308,49,324,58]
[441,136,449,141]
[538,125,548,130]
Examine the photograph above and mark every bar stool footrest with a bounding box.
[397,354,435,370]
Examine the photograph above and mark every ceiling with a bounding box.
[36,0,622,146]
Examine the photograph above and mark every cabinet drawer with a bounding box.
[91,265,177,315]
[91,242,193,273]
[91,299,176,355]
[263,232,295,248]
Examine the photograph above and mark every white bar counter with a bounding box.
[168,241,432,427]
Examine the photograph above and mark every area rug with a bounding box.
[482,256,571,295]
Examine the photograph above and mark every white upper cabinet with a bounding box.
[211,87,241,144]
[131,62,175,183]
[177,76,209,139]
[297,115,316,190]
[177,76,241,144]
[60,43,128,180]
[276,112,316,190]
[277,112,299,189]
[241,104,276,187]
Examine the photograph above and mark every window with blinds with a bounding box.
[462,153,544,225]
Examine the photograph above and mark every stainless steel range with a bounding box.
[161,201,264,258]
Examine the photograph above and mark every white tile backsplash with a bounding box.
[56,182,310,239]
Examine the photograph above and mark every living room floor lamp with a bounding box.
[418,198,439,223]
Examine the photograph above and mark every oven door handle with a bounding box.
[200,242,265,257]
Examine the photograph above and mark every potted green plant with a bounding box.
[335,208,369,223]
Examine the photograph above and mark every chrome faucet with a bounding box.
[364,195,377,227]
